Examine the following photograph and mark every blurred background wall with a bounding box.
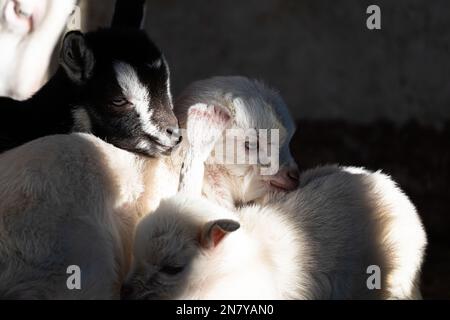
[81,0,450,126]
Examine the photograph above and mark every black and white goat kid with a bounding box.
[0,28,181,156]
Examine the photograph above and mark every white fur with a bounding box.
[176,76,299,209]
[0,0,76,99]
[0,76,301,298]
[130,166,427,300]
[178,103,232,196]
[0,133,179,298]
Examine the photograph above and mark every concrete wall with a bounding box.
[81,0,450,124]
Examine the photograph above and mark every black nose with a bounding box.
[166,126,180,137]
[166,126,182,145]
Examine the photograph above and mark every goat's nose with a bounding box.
[282,168,300,190]
[166,126,182,146]
[269,166,300,191]
[166,126,179,137]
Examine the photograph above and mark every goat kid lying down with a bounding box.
[175,76,300,209]
[124,153,427,298]
[0,77,298,298]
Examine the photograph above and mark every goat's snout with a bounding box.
[166,126,180,140]
[166,125,182,145]
[268,166,300,191]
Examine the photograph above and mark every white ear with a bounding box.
[186,103,231,158]
[200,219,240,249]
[178,104,232,195]
[60,31,95,83]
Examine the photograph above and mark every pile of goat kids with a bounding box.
[0,3,427,300]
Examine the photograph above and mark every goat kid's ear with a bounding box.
[200,219,240,249]
[60,31,95,84]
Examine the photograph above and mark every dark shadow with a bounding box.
[292,119,449,299]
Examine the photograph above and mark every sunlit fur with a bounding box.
[0,133,179,299]
[175,76,299,209]
[0,77,299,298]
[126,166,427,300]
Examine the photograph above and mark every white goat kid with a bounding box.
[125,166,427,299]
[0,133,172,299]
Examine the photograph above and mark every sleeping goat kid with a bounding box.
[0,28,181,155]
[175,76,300,209]
[124,167,427,299]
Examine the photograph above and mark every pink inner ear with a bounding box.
[198,225,226,249]
[211,227,226,247]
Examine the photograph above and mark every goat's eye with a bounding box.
[245,141,259,151]
[160,265,184,275]
[111,98,129,107]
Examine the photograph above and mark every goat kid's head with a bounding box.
[177,76,300,200]
[61,29,180,157]
[121,195,240,300]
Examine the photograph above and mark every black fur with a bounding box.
[0,28,180,156]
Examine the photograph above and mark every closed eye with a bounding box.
[111,97,129,107]
[159,265,185,275]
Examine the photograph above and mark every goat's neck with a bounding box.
[30,68,81,113]
[0,69,79,152]
[202,165,261,210]
[23,68,79,135]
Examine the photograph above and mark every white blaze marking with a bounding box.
[114,61,170,145]
[165,60,173,107]
[167,77,173,107]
